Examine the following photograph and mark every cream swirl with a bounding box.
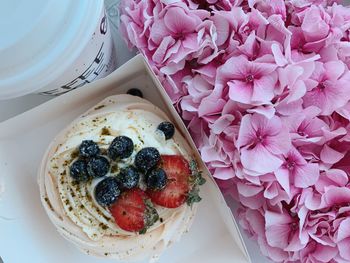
[38,95,198,262]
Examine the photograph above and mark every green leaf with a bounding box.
[198,176,206,185]
[186,159,206,207]
[139,199,160,235]
[186,187,202,207]
[139,228,147,235]
[144,199,159,228]
[138,199,160,235]
[189,160,206,186]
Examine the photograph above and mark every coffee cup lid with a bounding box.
[0,0,104,99]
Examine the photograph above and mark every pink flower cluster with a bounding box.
[120,0,350,262]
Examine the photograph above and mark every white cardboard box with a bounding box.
[0,55,251,263]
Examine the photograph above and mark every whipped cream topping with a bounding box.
[39,95,198,262]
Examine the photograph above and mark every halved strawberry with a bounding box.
[147,155,191,208]
[109,188,159,233]
[109,188,146,232]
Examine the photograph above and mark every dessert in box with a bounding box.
[0,55,250,263]
[38,93,206,261]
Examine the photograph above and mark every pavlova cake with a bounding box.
[38,91,205,262]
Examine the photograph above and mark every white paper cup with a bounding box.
[0,0,116,99]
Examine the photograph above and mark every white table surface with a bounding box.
[0,1,281,262]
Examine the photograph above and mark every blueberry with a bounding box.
[157,121,175,140]
[117,166,140,189]
[79,140,100,158]
[134,147,160,173]
[146,168,167,190]
[87,156,110,178]
[70,159,90,182]
[108,136,134,160]
[127,88,143,98]
[94,177,120,206]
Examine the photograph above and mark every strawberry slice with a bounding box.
[110,188,159,233]
[147,155,190,208]
[109,188,146,232]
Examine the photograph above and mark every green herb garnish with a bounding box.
[139,199,159,235]
[187,160,206,207]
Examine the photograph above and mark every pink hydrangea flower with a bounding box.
[252,0,287,20]
[238,207,292,262]
[216,55,278,105]
[200,131,236,180]
[288,0,342,9]
[120,0,350,262]
[264,209,306,252]
[299,185,350,262]
[303,61,350,115]
[119,0,155,49]
[299,241,339,263]
[149,5,208,71]
[236,113,291,174]
[185,0,245,11]
[275,147,319,196]
[299,6,332,49]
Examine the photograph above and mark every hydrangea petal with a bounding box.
[241,144,283,174]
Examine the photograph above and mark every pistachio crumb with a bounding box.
[111,164,119,174]
[95,105,106,110]
[101,127,111,136]
[70,150,79,159]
